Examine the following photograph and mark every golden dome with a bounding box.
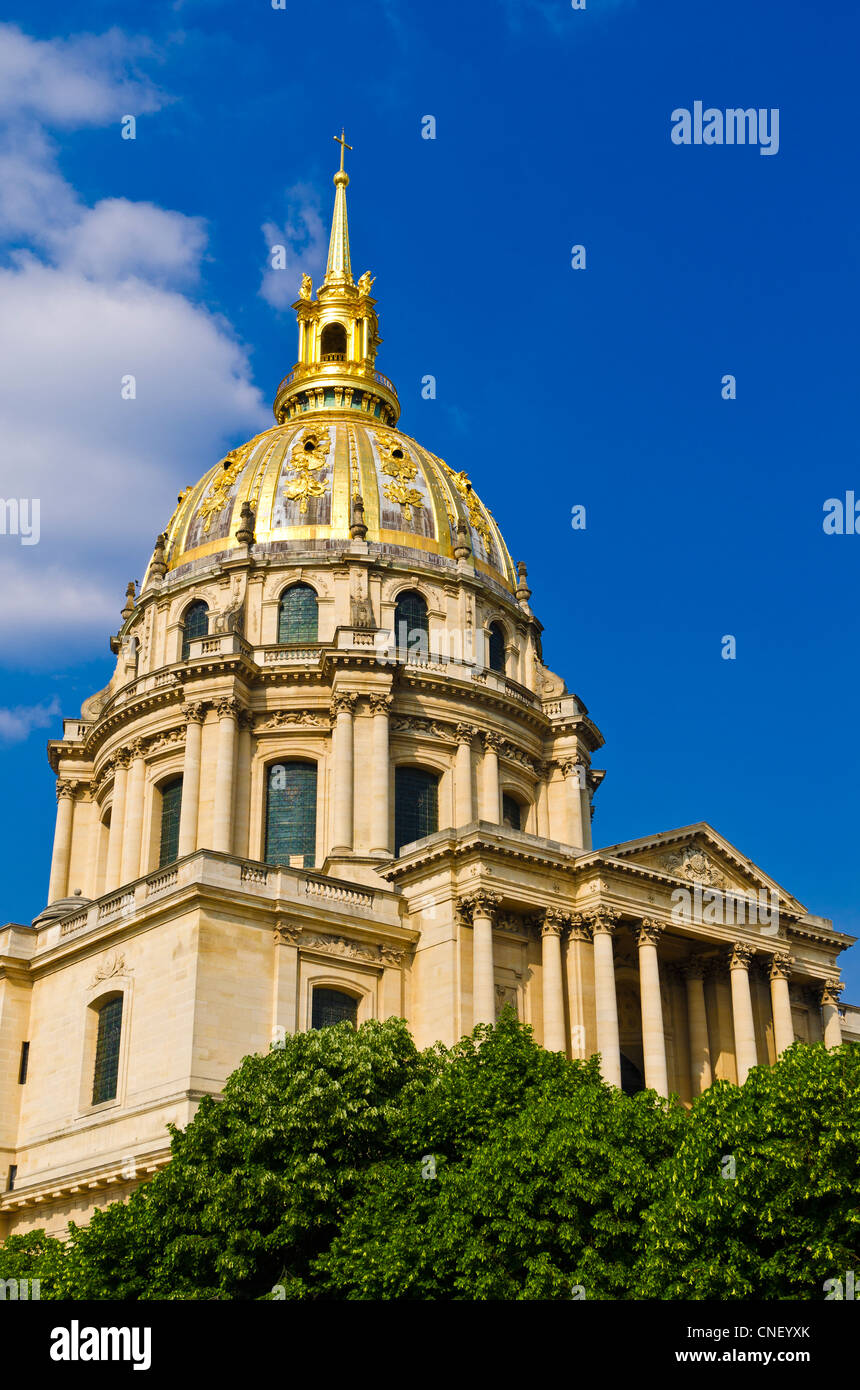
[158,416,517,591]
[150,135,517,594]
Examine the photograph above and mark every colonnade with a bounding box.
[455,896,844,1093]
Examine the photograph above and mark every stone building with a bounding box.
[1,145,857,1239]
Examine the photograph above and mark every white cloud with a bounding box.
[0,24,165,127]
[0,26,269,663]
[0,695,61,743]
[260,183,327,309]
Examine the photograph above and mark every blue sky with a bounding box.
[0,0,858,997]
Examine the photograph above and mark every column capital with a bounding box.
[368,693,394,716]
[215,695,241,721]
[129,737,146,760]
[181,700,208,725]
[540,906,570,937]
[455,722,476,745]
[457,889,502,923]
[482,730,503,753]
[585,906,620,937]
[820,978,844,1007]
[636,917,665,948]
[768,951,794,982]
[331,691,358,717]
[114,747,132,771]
[728,941,755,971]
[274,919,302,947]
[567,912,594,943]
[560,757,587,780]
[56,779,79,802]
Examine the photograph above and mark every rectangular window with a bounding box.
[18,1041,29,1085]
[7,1165,16,1192]
[92,997,123,1106]
[159,779,183,868]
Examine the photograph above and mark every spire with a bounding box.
[325,129,353,286]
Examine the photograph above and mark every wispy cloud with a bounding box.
[0,696,61,743]
[260,183,327,310]
[501,0,635,37]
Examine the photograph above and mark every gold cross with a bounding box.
[333,128,353,172]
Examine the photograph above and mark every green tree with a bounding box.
[636,1042,860,1298]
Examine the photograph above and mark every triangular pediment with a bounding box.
[597,823,808,915]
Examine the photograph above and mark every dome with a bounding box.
[156,416,518,592]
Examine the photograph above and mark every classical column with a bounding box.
[683,958,713,1096]
[47,781,77,902]
[104,749,130,892]
[120,739,146,883]
[212,696,240,855]
[566,915,593,1058]
[728,943,758,1084]
[178,702,207,857]
[330,692,357,853]
[768,953,796,1057]
[369,695,393,854]
[380,944,405,1018]
[637,919,669,1097]
[590,908,622,1087]
[481,733,502,823]
[821,980,844,1049]
[459,890,501,1027]
[541,908,568,1052]
[454,724,475,827]
[560,759,586,848]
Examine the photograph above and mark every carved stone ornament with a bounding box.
[273,920,302,947]
[56,780,79,802]
[728,942,754,971]
[302,931,381,964]
[90,952,130,988]
[215,695,242,720]
[331,691,359,717]
[820,979,844,1006]
[661,845,727,889]
[567,913,593,943]
[585,906,620,936]
[768,952,794,982]
[541,907,570,937]
[368,694,394,716]
[261,710,329,729]
[380,944,405,967]
[681,956,707,981]
[456,890,502,924]
[455,722,476,745]
[636,918,665,948]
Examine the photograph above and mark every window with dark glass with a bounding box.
[278,583,318,644]
[320,322,347,360]
[265,761,317,867]
[7,1166,16,1192]
[502,794,522,832]
[394,766,439,855]
[311,988,358,1030]
[181,600,209,660]
[18,1041,29,1085]
[92,996,123,1105]
[488,622,506,674]
[394,590,428,657]
[159,778,183,868]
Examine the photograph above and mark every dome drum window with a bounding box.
[266,762,317,868]
[181,601,209,661]
[278,583,319,644]
[394,766,439,855]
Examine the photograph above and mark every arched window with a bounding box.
[312,988,358,1030]
[394,589,429,658]
[158,777,183,868]
[320,322,347,360]
[488,622,506,674]
[502,793,522,832]
[265,761,317,868]
[394,766,439,855]
[278,583,318,644]
[181,600,208,660]
[92,996,123,1105]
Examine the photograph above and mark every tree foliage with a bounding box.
[1,1016,856,1301]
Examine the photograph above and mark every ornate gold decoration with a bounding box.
[374,430,424,522]
[197,439,257,534]
[283,427,331,514]
[447,466,492,550]
[357,270,375,296]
